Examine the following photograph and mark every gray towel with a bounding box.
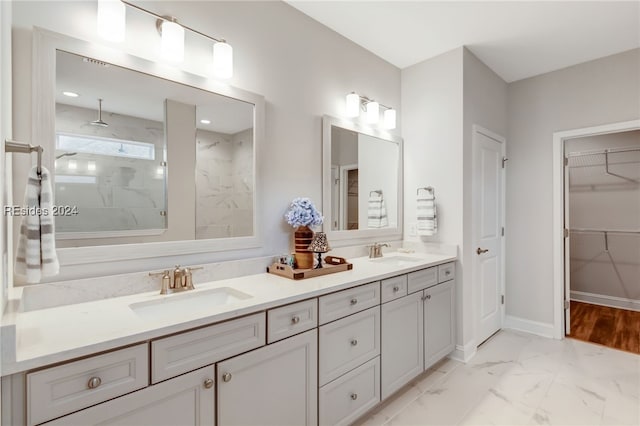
[15,166,59,283]
[417,192,437,236]
[368,192,389,228]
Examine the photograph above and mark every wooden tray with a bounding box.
[267,256,353,280]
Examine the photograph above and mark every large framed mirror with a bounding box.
[29,28,265,268]
[322,115,403,244]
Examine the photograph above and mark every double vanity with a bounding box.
[1,252,456,426]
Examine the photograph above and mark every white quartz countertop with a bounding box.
[1,252,455,376]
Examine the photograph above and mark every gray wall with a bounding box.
[506,48,640,325]
[8,1,401,280]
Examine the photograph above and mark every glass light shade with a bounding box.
[161,20,185,62]
[213,41,233,79]
[383,109,397,129]
[366,101,380,124]
[67,160,77,170]
[345,93,360,118]
[97,0,126,43]
[87,161,97,171]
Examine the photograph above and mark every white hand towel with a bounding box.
[367,192,389,228]
[15,166,60,283]
[417,192,437,236]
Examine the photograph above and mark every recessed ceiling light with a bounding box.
[200,119,211,124]
[63,91,79,97]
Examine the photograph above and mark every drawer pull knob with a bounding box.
[393,285,400,292]
[203,378,214,389]
[222,373,232,382]
[350,393,358,400]
[350,298,358,305]
[291,316,300,324]
[87,377,102,389]
[350,339,358,346]
[446,271,451,275]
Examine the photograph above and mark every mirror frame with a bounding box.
[32,28,265,267]
[322,115,403,244]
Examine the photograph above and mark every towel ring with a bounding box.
[369,190,382,197]
[5,139,43,176]
[417,186,435,196]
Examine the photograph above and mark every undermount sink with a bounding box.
[369,255,422,265]
[129,287,252,319]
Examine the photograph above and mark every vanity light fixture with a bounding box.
[100,1,234,78]
[87,161,97,171]
[159,18,185,62]
[344,92,397,129]
[67,159,78,170]
[97,0,126,43]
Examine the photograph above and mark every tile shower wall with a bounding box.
[196,127,254,239]
[54,103,165,239]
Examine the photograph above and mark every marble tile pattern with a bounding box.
[55,104,166,233]
[356,330,640,426]
[195,127,254,239]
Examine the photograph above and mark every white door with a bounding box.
[564,151,571,335]
[473,126,505,345]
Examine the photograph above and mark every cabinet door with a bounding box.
[44,366,215,426]
[217,329,317,426]
[424,280,456,369]
[381,291,424,399]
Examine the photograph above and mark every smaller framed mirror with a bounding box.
[322,115,403,244]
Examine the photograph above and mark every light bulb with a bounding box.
[383,109,397,130]
[345,93,360,118]
[213,41,233,79]
[97,0,125,43]
[68,160,77,170]
[366,101,379,124]
[161,20,185,62]
[87,161,96,171]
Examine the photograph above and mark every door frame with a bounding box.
[551,119,640,339]
[472,125,506,344]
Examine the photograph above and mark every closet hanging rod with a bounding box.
[5,139,43,175]
[570,228,640,235]
[567,146,640,158]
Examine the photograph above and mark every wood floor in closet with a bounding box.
[568,300,640,354]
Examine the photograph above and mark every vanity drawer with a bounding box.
[319,306,380,386]
[380,275,408,303]
[319,356,380,426]
[27,343,148,426]
[319,281,380,325]
[407,267,438,294]
[438,262,455,282]
[151,312,265,383]
[267,298,318,343]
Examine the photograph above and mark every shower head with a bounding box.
[90,98,109,127]
[55,152,77,159]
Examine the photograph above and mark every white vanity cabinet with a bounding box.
[217,329,317,426]
[381,262,456,399]
[42,366,215,426]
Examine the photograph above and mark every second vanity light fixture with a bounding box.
[345,92,396,129]
[96,0,233,79]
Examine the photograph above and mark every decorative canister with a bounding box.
[294,226,314,269]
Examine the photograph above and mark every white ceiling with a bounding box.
[287,1,640,82]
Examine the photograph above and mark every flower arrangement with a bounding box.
[284,197,323,228]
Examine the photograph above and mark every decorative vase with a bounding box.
[294,225,314,269]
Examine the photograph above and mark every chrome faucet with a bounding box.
[368,242,390,258]
[150,265,202,295]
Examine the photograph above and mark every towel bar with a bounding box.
[369,190,382,197]
[417,186,435,196]
[5,139,43,176]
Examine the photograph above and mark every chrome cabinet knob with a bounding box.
[350,393,358,400]
[291,316,300,324]
[203,378,214,389]
[350,298,358,305]
[222,373,232,382]
[350,339,358,346]
[87,377,102,389]
[393,285,400,292]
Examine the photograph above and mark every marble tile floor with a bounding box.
[356,330,639,426]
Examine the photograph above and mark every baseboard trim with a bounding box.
[449,340,477,363]
[571,291,640,312]
[504,315,555,339]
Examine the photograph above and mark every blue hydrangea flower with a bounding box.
[284,197,324,228]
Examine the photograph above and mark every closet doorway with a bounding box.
[561,126,640,353]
